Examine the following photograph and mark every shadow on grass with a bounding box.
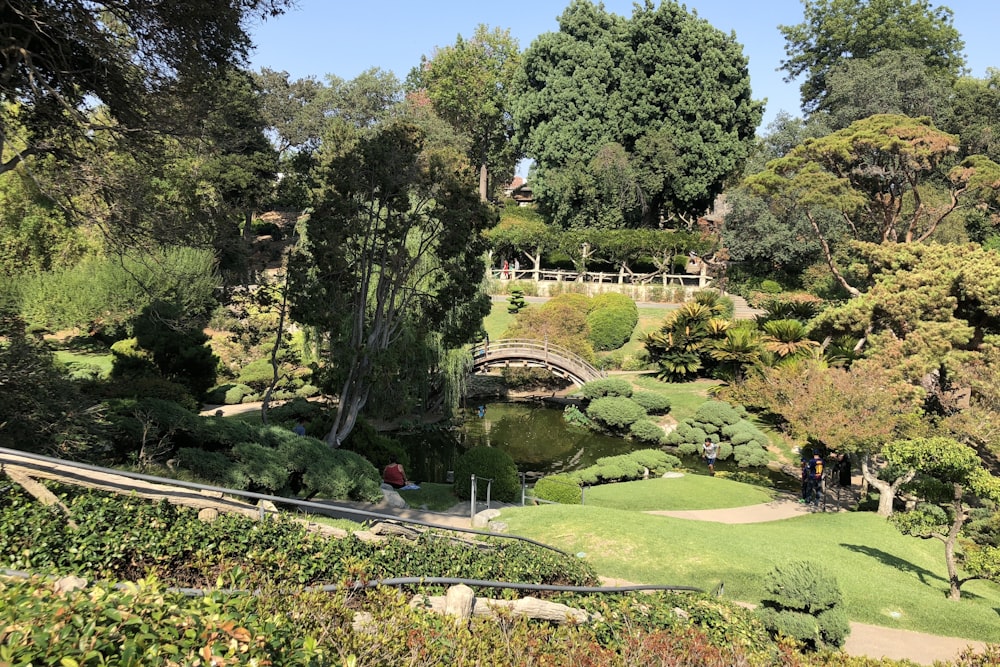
[841,543,945,587]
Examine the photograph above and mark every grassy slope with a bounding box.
[500,497,1000,643]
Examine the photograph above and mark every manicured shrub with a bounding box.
[565,450,680,487]
[237,358,280,390]
[206,382,254,405]
[630,391,671,415]
[694,401,742,428]
[452,446,519,502]
[628,449,682,474]
[629,419,666,445]
[533,474,583,504]
[586,396,647,432]
[756,560,849,651]
[579,377,633,399]
[733,443,769,468]
[587,292,638,351]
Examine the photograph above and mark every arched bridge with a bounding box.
[471,338,606,386]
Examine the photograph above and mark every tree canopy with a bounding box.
[779,0,966,115]
[410,25,522,202]
[513,0,762,228]
[0,0,289,176]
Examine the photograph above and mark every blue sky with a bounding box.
[247,0,999,174]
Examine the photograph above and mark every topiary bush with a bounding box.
[756,560,850,651]
[533,474,583,505]
[565,450,680,487]
[629,419,666,445]
[579,377,633,399]
[630,391,671,415]
[586,396,647,432]
[586,292,638,351]
[452,446,520,502]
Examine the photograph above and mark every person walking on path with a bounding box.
[702,437,720,475]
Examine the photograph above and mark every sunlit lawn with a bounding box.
[500,482,1000,643]
[53,350,114,378]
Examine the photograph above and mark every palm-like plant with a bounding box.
[761,319,820,360]
[710,326,762,383]
[643,301,728,382]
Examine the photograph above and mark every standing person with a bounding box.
[799,457,810,504]
[382,457,409,489]
[836,453,852,488]
[513,257,520,276]
[502,259,510,279]
[702,437,719,475]
[807,451,825,509]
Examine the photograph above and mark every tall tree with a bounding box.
[0,0,289,176]
[513,0,761,228]
[779,0,966,115]
[746,114,1000,296]
[412,25,521,202]
[289,122,493,447]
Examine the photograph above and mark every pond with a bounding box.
[396,401,796,491]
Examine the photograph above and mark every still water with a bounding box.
[397,401,797,491]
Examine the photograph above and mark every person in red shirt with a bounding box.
[382,457,409,489]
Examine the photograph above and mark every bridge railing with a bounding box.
[491,268,709,287]
[471,338,605,384]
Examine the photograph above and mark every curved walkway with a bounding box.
[645,497,813,523]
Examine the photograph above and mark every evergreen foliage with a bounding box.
[586,292,638,351]
[756,560,850,651]
[579,377,633,399]
[452,446,520,502]
[586,396,648,433]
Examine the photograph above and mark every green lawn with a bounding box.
[500,484,1000,643]
[627,375,722,421]
[584,476,775,511]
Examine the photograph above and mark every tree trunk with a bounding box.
[808,212,861,298]
[860,454,915,517]
[945,484,967,601]
[479,162,488,202]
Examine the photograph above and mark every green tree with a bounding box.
[513,0,761,227]
[643,301,729,382]
[885,436,1000,600]
[0,0,289,177]
[822,50,954,130]
[289,122,493,447]
[412,25,521,202]
[746,114,1000,296]
[778,0,966,114]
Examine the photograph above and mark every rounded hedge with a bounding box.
[629,419,666,445]
[533,474,583,504]
[587,293,638,351]
[586,396,647,432]
[630,391,671,415]
[452,447,520,502]
[579,377,633,399]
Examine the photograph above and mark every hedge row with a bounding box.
[532,450,681,504]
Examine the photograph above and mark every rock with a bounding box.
[662,471,684,478]
[488,521,509,533]
[53,576,88,594]
[198,507,219,522]
[445,584,475,621]
[381,487,407,509]
[257,500,278,515]
[472,508,501,527]
[673,607,690,620]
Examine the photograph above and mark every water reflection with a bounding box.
[396,401,796,491]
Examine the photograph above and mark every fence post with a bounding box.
[486,479,492,509]
[581,485,587,505]
[520,473,526,506]
[470,474,476,523]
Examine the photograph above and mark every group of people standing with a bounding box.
[800,451,852,510]
[500,258,520,279]
[700,437,853,510]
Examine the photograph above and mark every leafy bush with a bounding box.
[760,279,783,294]
[533,474,583,504]
[733,443,769,468]
[630,391,671,415]
[694,401,742,428]
[586,396,647,432]
[452,446,520,502]
[629,419,666,445]
[206,382,254,405]
[756,560,850,651]
[587,292,638,351]
[562,404,591,427]
[579,377,633,399]
[566,450,679,487]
